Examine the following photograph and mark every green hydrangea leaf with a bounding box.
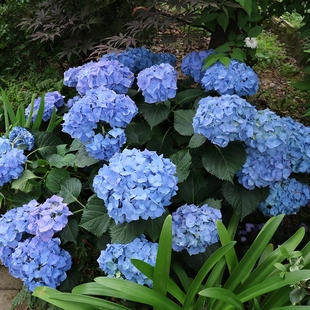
[170,149,192,183]
[46,168,71,193]
[59,218,79,244]
[173,109,195,136]
[58,178,82,204]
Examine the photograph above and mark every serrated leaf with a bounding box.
[125,121,152,145]
[222,181,269,220]
[11,189,42,207]
[203,198,222,210]
[173,110,195,136]
[235,0,252,15]
[11,170,40,192]
[58,178,82,204]
[202,143,246,183]
[175,89,206,106]
[46,168,71,193]
[47,153,76,168]
[58,218,79,244]
[138,102,170,129]
[170,149,192,183]
[32,131,64,158]
[188,134,207,148]
[74,143,99,167]
[248,26,263,37]
[144,213,168,242]
[110,220,147,244]
[80,196,112,237]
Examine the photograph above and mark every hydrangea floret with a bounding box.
[258,178,310,217]
[193,94,257,147]
[97,235,158,287]
[93,148,178,223]
[25,91,64,123]
[137,63,178,103]
[200,59,259,96]
[172,204,222,255]
[8,236,72,292]
[9,126,35,151]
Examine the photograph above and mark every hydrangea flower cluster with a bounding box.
[97,235,158,287]
[62,87,138,143]
[137,63,178,103]
[28,195,72,242]
[172,204,221,255]
[93,148,178,223]
[181,50,215,82]
[193,95,257,147]
[9,236,72,292]
[25,91,64,122]
[9,126,35,151]
[258,178,310,217]
[200,59,259,96]
[0,137,27,187]
[64,60,135,95]
[85,128,127,161]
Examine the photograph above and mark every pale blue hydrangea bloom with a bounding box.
[97,235,158,287]
[258,178,310,216]
[25,91,64,123]
[9,126,35,151]
[93,148,178,223]
[85,128,126,161]
[62,87,138,143]
[172,204,221,255]
[63,67,80,87]
[137,63,178,103]
[0,137,27,186]
[193,95,257,147]
[8,236,72,292]
[200,59,259,96]
[65,60,134,95]
[28,195,72,242]
[181,50,215,82]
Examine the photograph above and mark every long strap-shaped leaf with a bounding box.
[270,307,310,310]
[182,241,236,309]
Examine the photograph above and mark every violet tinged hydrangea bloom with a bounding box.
[181,49,215,82]
[67,60,135,95]
[85,128,126,161]
[8,236,72,292]
[25,91,64,122]
[100,47,154,74]
[9,126,35,151]
[97,235,158,287]
[258,178,310,217]
[200,59,259,96]
[193,95,257,147]
[137,63,178,104]
[28,195,72,242]
[62,88,138,143]
[172,204,221,255]
[0,137,27,187]
[93,148,178,223]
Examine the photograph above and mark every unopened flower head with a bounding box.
[8,236,72,292]
[200,59,259,96]
[137,63,178,103]
[93,148,178,223]
[97,235,158,287]
[172,204,221,255]
[181,49,215,82]
[25,91,64,123]
[193,95,257,147]
[244,37,258,49]
[258,178,310,216]
[9,126,35,151]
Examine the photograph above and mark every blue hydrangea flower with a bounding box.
[151,52,177,67]
[85,128,126,161]
[8,236,72,292]
[28,195,72,242]
[200,59,259,96]
[62,88,138,143]
[181,50,215,82]
[258,178,310,217]
[97,235,158,287]
[172,204,221,255]
[0,137,27,186]
[193,95,257,147]
[66,95,81,109]
[64,67,80,87]
[25,91,64,123]
[93,148,178,223]
[9,126,35,151]
[137,63,178,103]
[100,47,154,74]
[69,60,134,95]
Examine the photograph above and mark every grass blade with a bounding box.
[32,94,45,130]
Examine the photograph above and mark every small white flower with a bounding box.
[244,37,258,49]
